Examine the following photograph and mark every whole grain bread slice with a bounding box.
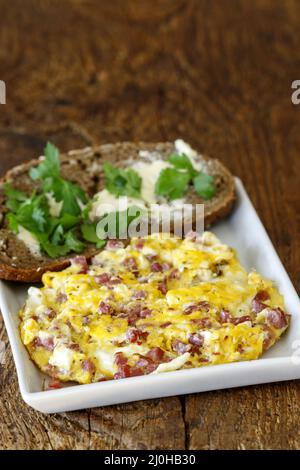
[0,142,236,282]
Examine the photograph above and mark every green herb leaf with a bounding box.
[155,168,190,200]
[6,213,19,233]
[29,142,60,180]
[103,162,141,198]
[193,173,216,200]
[81,222,100,244]
[31,206,47,232]
[51,224,64,245]
[29,141,87,217]
[38,237,70,258]
[58,214,81,230]
[168,153,198,178]
[64,230,86,253]
[81,223,106,249]
[44,177,87,216]
[96,239,106,249]
[11,194,50,234]
[4,183,28,212]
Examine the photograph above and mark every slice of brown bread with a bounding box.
[0,142,236,282]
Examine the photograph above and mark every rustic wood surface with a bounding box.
[0,0,300,450]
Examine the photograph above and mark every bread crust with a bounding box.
[0,142,236,282]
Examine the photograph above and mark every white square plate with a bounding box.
[1,178,300,413]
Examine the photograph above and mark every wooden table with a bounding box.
[0,0,300,450]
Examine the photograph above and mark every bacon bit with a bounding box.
[95,273,111,284]
[128,367,144,377]
[146,347,165,362]
[184,301,209,315]
[114,352,131,379]
[169,268,180,280]
[191,317,212,328]
[106,239,124,250]
[82,359,96,374]
[98,301,114,315]
[129,303,143,315]
[161,322,172,328]
[188,333,204,347]
[172,339,190,354]
[107,276,122,286]
[131,290,147,300]
[139,308,152,318]
[119,304,152,324]
[252,290,270,313]
[146,253,157,261]
[237,344,244,354]
[125,308,139,325]
[255,290,270,302]
[252,299,268,313]
[219,309,232,323]
[135,357,158,374]
[184,304,199,315]
[262,325,276,351]
[71,256,88,274]
[198,301,210,311]
[162,263,171,271]
[94,273,121,286]
[45,308,56,320]
[115,352,127,366]
[56,293,67,304]
[267,308,288,329]
[114,367,133,379]
[135,239,145,250]
[232,315,252,325]
[158,278,168,295]
[126,328,148,344]
[47,378,62,390]
[151,262,163,272]
[136,357,150,368]
[114,372,124,380]
[32,336,54,351]
[145,363,158,374]
[123,257,138,272]
[220,310,252,325]
[126,313,138,325]
[69,343,81,351]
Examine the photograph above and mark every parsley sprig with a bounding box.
[155,152,216,201]
[103,162,142,198]
[4,143,104,258]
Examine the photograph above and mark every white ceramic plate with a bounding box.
[1,178,300,413]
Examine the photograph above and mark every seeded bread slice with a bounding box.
[0,142,236,282]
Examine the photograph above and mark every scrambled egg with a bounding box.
[19,232,290,384]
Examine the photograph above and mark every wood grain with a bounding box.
[0,0,300,450]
